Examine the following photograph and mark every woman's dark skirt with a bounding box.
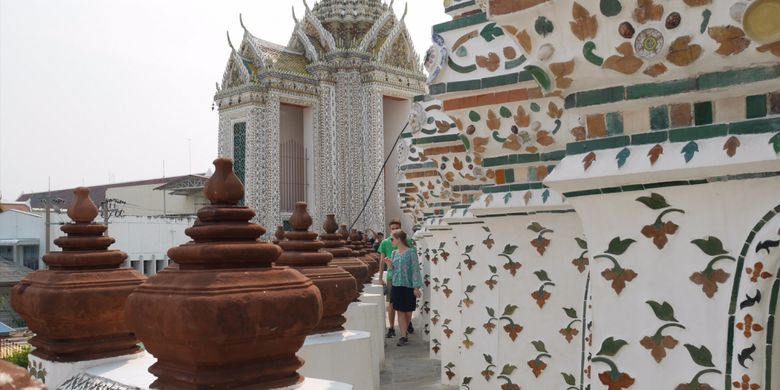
[391,286,416,312]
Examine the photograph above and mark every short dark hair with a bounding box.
[388,219,402,228]
[377,232,384,237]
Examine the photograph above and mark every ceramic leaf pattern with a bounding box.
[689,236,736,298]
[594,237,638,294]
[636,193,685,249]
[640,301,685,363]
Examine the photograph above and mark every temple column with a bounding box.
[217,114,232,159]
[362,84,385,232]
[316,82,337,222]
[247,93,281,231]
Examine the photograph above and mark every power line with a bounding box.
[349,122,409,231]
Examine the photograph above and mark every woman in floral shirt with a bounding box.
[390,229,422,346]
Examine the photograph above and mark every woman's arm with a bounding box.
[409,250,423,289]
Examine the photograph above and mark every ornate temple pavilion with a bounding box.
[214,0,426,232]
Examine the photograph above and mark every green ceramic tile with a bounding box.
[448,79,482,92]
[413,95,425,102]
[483,155,509,167]
[445,0,476,12]
[746,94,768,118]
[728,117,780,134]
[766,344,773,390]
[650,105,670,130]
[566,136,630,154]
[601,187,621,194]
[644,180,690,189]
[770,279,779,316]
[504,169,515,183]
[564,93,576,109]
[697,65,780,91]
[767,316,775,344]
[482,73,518,88]
[412,134,461,145]
[627,78,697,100]
[526,167,537,181]
[563,189,603,197]
[541,150,566,161]
[433,12,487,33]
[631,131,669,145]
[620,184,645,192]
[606,112,624,135]
[669,124,728,142]
[429,83,446,95]
[576,86,626,107]
[694,102,714,125]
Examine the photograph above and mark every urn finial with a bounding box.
[68,187,99,223]
[290,202,313,231]
[204,158,244,205]
[323,214,339,234]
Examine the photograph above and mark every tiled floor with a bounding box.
[379,327,458,390]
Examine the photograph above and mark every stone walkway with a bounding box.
[379,325,458,390]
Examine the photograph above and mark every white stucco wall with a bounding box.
[106,184,200,217]
[383,97,411,233]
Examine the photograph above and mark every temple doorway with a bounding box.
[279,104,310,216]
[383,96,412,233]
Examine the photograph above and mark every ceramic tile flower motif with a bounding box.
[560,307,582,343]
[485,265,499,290]
[444,362,457,381]
[527,340,552,377]
[591,337,635,389]
[640,301,685,363]
[462,244,477,270]
[572,237,590,273]
[636,192,685,249]
[531,270,556,308]
[528,222,554,255]
[675,344,721,389]
[499,304,523,341]
[462,285,476,307]
[484,306,498,334]
[594,237,638,294]
[462,326,476,349]
[499,244,522,276]
[689,236,736,298]
[497,364,520,390]
[481,354,497,381]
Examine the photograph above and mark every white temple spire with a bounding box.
[226,31,235,50]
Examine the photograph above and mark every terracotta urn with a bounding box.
[273,225,285,244]
[125,158,322,390]
[320,215,370,295]
[11,187,145,362]
[344,227,379,277]
[276,202,358,334]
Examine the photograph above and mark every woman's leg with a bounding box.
[399,311,411,338]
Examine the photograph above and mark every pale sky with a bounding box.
[0,0,448,200]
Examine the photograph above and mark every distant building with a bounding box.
[0,206,43,270]
[215,0,427,232]
[17,174,210,218]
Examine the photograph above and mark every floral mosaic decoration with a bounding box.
[594,237,638,294]
[636,192,685,249]
[462,244,477,270]
[640,301,686,363]
[497,364,520,390]
[485,264,499,290]
[572,237,590,273]
[528,222,554,255]
[484,306,498,334]
[499,304,523,341]
[560,307,582,343]
[675,344,720,389]
[531,270,556,308]
[499,244,522,276]
[481,353,497,381]
[592,337,635,390]
[527,340,552,377]
[689,236,736,298]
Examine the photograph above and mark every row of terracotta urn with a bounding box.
[10,158,383,390]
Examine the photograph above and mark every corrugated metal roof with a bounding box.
[0,260,32,285]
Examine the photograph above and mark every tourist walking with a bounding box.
[389,229,422,346]
[378,220,415,337]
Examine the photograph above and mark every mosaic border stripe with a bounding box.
[566,117,780,155]
[563,171,780,198]
[564,65,780,109]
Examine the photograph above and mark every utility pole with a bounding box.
[188,138,192,174]
[100,198,127,235]
[163,161,167,216]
